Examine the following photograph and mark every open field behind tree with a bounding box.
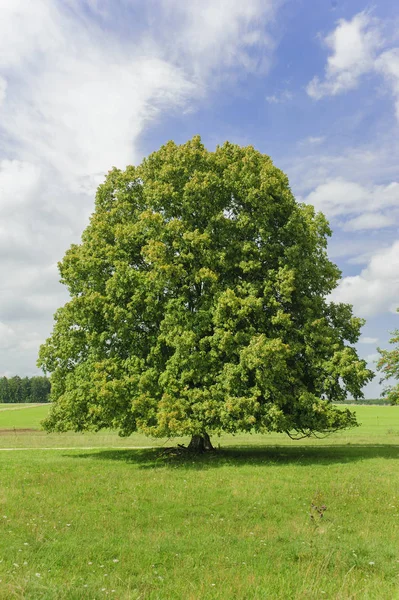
[0,403,398,449]
[0,405,50,431]
[0,405,399,599]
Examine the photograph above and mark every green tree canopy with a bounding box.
[377,327,399,405]
[38,137,373,445]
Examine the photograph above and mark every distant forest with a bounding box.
[0,376,51,403]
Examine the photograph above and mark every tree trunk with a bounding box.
[187,432,214,452]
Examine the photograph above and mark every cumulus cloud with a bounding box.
[306,136,325,145]
[266,90,293,104]
[376,49,399,120]
[286,134,399,204]
[365,353,380,364]
[0,160,42,212]
[326,239,389,266]
[74,0,278,82]
[307,12,381,99]
[342,212,393,231]
[0,0,279,187]
[0,0,279,375]
[307,11,399,126]
[359,337,378,344]
[0,4,197,189]
[0,77,6,106]
[158,0,277,78]
[0,322,17,350]
[330,241,399,317]
[304,178,399,230]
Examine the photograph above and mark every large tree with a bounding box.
[38,137,373,449]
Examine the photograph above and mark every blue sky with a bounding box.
[0,0,398,398]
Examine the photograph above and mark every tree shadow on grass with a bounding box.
[69,443,399,470]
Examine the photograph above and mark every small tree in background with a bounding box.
[377,328,399,405]
[38,137,373,449]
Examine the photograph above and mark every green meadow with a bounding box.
[0,405,49,431]
[0,404,398,599]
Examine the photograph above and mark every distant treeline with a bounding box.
[335,398,390,405]
[0,376,51,403]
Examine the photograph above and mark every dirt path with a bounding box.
[0,428,37,435]
[0,446,155,451]
[0,404,47,413]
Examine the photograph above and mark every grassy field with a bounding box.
[0,403,398,449]
[0,405,49,430]
[0,404,398,599]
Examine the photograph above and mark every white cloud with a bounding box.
[305,179,369,217]
[158,0,277,79]
[304,178,399,229]
[365,353,380,364]
[0,6,196,188]
[0,323,17,350]
[0,0,279,189]
[0,77,6,106]
[0,0,279,375]
[0,1,58,70]
[0,160,42,212]
[327,239,389,265]
[306,136,325,145]
[286,134,399,203]
[347,249,387,266]
[342,212,394,231]
[330,240,399,317]
[307,11,399,126]
[376,49,399,120]
[359,337,378,344]
[266,90,293,104]
[307,12,381,99]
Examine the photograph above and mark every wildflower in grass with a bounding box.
[112,559,119,563]
[35,573,41,577]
